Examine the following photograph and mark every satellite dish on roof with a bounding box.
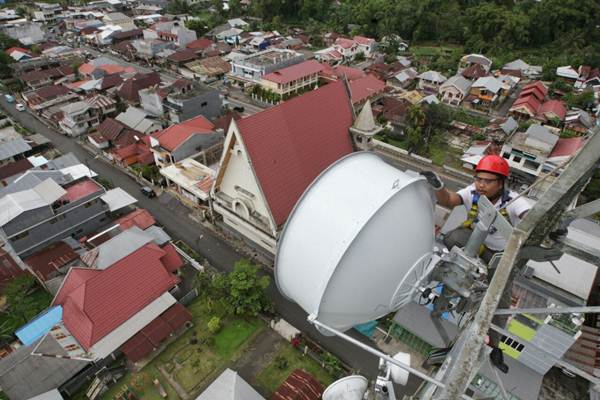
[276,152,436,334]
[322,375,368,400]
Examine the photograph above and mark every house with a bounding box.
[272,369,324,400]
[145,20,197,48]
[365,62,405,81]
[458,54,492,75]
[0,125,32,166]
[166,49,198,69]
[467,76,503,108]
[210,80,359,254]
[50,240,188,362]
[259,60,323,98]
[24,240,79,282]
[460,63,488,80]
[32,2,62,24]
[111,28,143,43]
[227,18,249,29]
[132,39,176,60]
[4,21,45,45]
[102,12,136,31]
[348,74,386,108]
[501,59,542,79]
[22,85,79,112]
[5,46,33,62]
[164,82,222,122]
[215,27,243,45]
[195,368,264,400]
[183,56,231,82]
[537,99,567,123]
[150,115,221,168]
[564,109,595,135]
[88,117,141,149]
[111,137,155,167]
[353,35,377,58]
[509,81,548,119]
[20,66,75,89]
[160,157,215,207]
[229,48,305,84]
[185,38,215,56]
[389,67,418,89]
[0,169,136,257]
[417,70,447,94]
[58,101,102,137]
[501,124,559,180]
[0,158,33,187]
[314,47,343,65]
[139,85,170,117]
[556,66,579,82]
[116,106,162,134]
[117,72,161,105]
[439,75,472,106]
[576,65,600,89]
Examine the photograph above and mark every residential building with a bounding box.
[556,65,579,82]
[348,74,386,108]
[0,125,32,166]
[353,36,377,58]
[117,72,161,105]
[24,240,80,283]
[22,85,79,112]
[259,60,323,98]
[467,76,503,108]
[439,75,473,106]
[389,67,418,89]
[160,157,215,207]
[88,117,142,149]
[0,158,33,187]
[185,38,215,56]
[195,369,264,400]
[5,47,33,62]
[139,85,170,116]
[501,59,542,79]
[229,49,304,84]
[417,70,447,94]
[102,12,136,31]
[150,115,221,168]
[365,61,406,81]
[458,54,492,75]
[183,56,231,82]
[20,66,75,89]
[58,95,116,137]
[215,27,243,45]
[132,39,176,60]
[510,81,548,119]
[501,124,559,180]
[164,82,222,122]
[210,80,356,254]
[116,106,162,134]
[0,169,136,257]
[3,21,45,45]
[144,20,197,48]
[166,49,198,70]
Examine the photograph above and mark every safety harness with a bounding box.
[462,190,512,256]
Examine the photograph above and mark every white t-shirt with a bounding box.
[457,184,532,251]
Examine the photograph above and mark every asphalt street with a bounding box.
[0,98,432,392]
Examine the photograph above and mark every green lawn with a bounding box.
[255,344,336,395]
[215,319,262,358]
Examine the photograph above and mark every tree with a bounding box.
[564,90,595,110]
[166,0,190,14]
[186,19,208,36]
[225,260,271,316]
[228,0,242,17]
[354,51,366,62]
[207,316,221,333]
[0,33,19,51]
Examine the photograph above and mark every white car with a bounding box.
[15,103,25,111]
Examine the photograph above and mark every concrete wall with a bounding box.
[171,132,222,163]
[168,89,222,122]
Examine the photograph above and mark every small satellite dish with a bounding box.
[276,152,436,333]
[322,375,368,400]
[389,352,411,385]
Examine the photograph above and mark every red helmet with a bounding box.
[476,155,509,178]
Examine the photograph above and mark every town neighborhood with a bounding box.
[0,0,597,399]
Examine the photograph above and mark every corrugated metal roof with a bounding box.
[0,137,32,161]
[81,226,153,270]
[15,306,63,346]
[100,187,137,211]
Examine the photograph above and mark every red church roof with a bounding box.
[52,243,180,350]
[234,80,354,226]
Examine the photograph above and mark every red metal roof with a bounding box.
[335,37,355,49]
[155,115,215,152]
[235,80,354,226]
[167,49,197,63]
[24,242,79,281]
[262,60,324,85]
[539,99,567,121]
[160,243,184,273]
[0,158,33,181]
[353,36,374,46]
[348,74,386,105]
[60,178,103,202]
[53,243,180,350]
[97,118,125,141]
[119,303,191,362]
[186,38,214,50]
[272,369,324,400]
[511,95,542,116]
[522,81,548,99]
[115,208,156,230]
[549,137,585,158]
[320,64,366,82]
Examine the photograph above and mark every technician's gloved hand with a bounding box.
[419,171,444,191]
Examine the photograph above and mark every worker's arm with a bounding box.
[420,171,463,208]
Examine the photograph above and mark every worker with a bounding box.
[421,155,531,264]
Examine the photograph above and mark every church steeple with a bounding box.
[349,100,382,151]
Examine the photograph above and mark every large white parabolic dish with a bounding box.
[275,152,435,333]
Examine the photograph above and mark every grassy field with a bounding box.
[255,344,336,395]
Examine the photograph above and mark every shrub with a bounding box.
[207,316,222,334]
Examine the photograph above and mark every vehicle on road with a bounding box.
[140,186,156,198]
[4,94,14,103]
[15,103,25,111]
[233,106,245,113]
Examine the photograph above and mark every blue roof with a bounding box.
[15,306,62,346]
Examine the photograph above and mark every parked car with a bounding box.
[233,106,245,113]
[15,103,25,111]
[140,186,156,198]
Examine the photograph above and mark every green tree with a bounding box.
[186,19,208,36]
[564,90,595,110]
[228,0,243,17]
[166,0,190,14]
[0,33,19,50]
[1,275,52,336]
[207,316,221,333]
[226,260,271,316]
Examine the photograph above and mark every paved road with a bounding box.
[0,98,426,393]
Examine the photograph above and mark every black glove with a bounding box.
[420,171,444,191]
